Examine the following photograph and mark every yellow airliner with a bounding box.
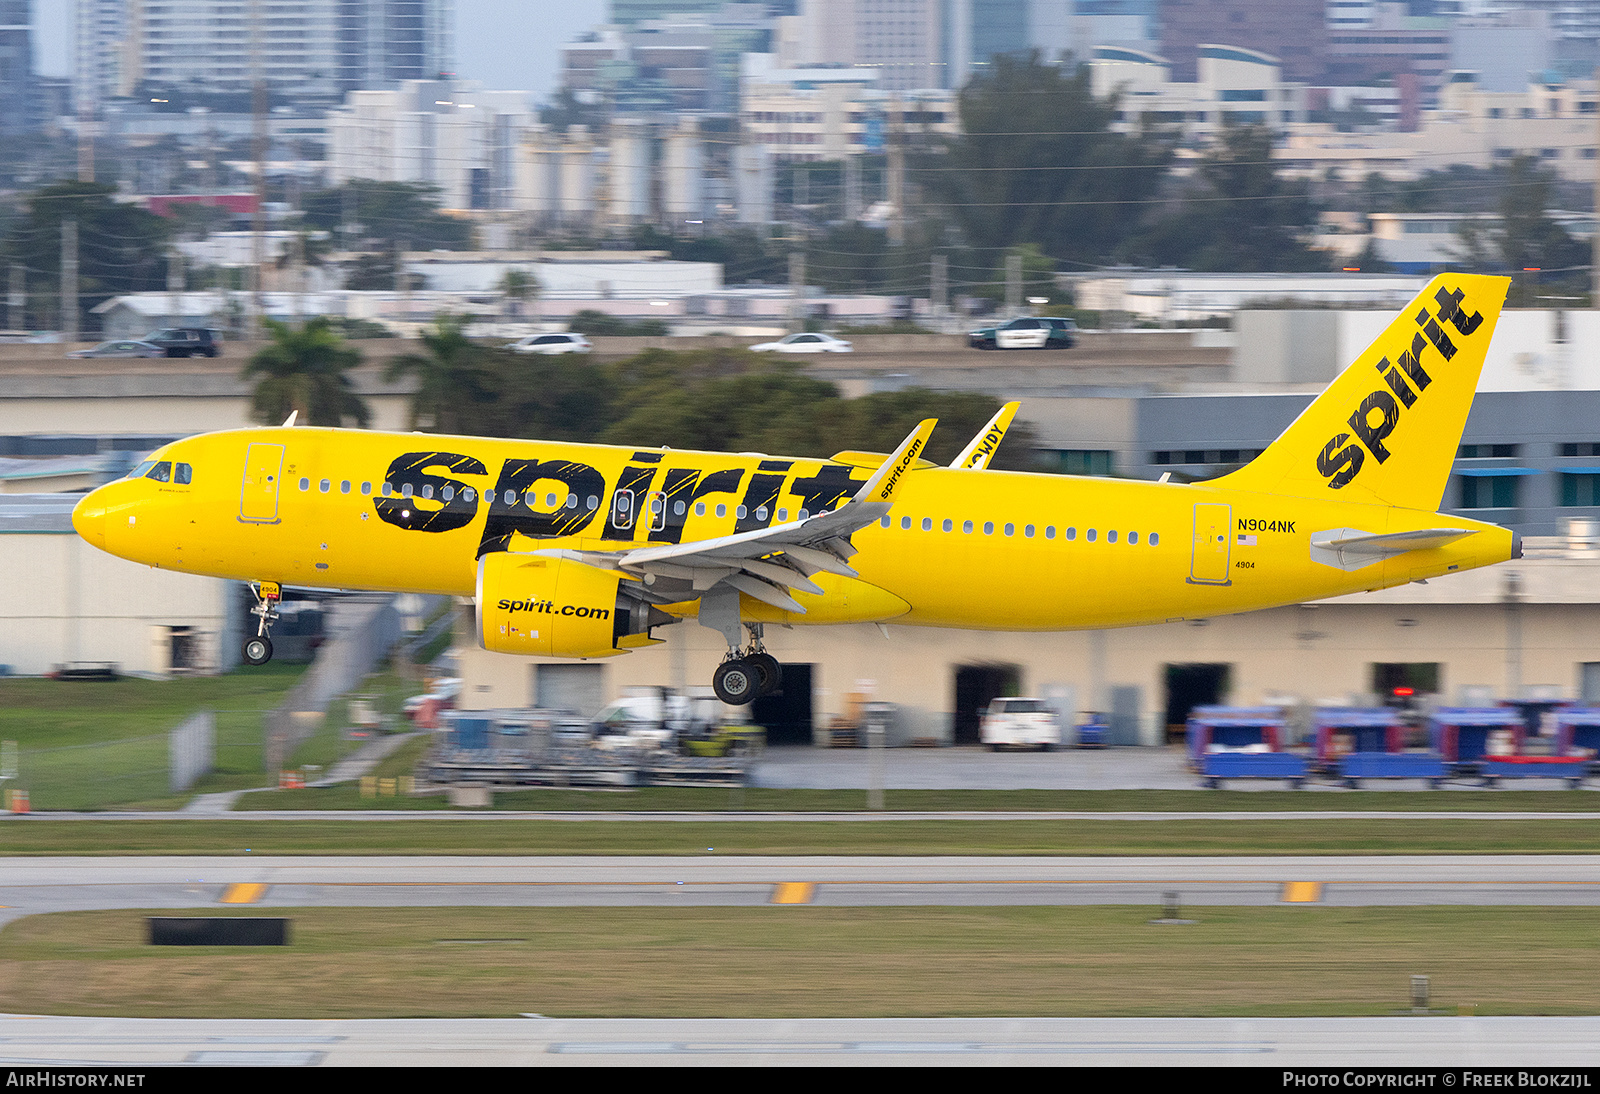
[72,274,1516,703]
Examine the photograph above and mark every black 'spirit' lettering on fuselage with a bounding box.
[375,451,487,533]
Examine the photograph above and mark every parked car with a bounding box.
[141,328,222,358]
[66,340,166,359]
[748,332,854,353]
[968,316,1076,350]
[503,332,592,355]
[980,697,1062,751]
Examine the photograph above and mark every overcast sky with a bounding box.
[33,0,607,101]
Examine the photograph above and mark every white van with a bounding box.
[980,697,1061,751]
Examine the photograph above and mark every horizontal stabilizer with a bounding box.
[1310,527,1475,571]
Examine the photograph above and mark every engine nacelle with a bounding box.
[476,552,631,659]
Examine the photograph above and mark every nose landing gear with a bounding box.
[242,581,281,666]
[711,623,783,705]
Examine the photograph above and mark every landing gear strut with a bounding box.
[712,623,782,705]
[243,581,281,666]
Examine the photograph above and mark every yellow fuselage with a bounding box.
[71,426,1516,632]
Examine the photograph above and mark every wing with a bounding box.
[949,401,1019,470]
[527,419,938,616]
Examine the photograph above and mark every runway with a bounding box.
[5,855,1600,924]
[2,1014,1599,1066]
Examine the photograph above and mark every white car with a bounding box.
[504,333,592,355]
[748,332,853,353]
[980,697,1062,751]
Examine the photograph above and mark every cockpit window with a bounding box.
[174,463,193,485]
[146,461,172,483]
[129,460,156,479]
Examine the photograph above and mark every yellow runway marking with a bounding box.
[770,882,816,905]
[219,883,267,904]
[1280,882,1323,903]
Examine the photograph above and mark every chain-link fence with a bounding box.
[264,594,417,773]
[12,709,266,810]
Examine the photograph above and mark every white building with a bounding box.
[328,80,534,211]
[741,53,958,164]
[1089,43,1306,138]
[0,495,234,677]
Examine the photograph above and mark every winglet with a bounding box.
[855,418,937,505]
[950,402,1019,470]
[282,411,299,428]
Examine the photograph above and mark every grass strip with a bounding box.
[257,784,1600,813]
[4,816,1600,855]
[4,905,1598,1019]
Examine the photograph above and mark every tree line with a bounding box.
[246,315,1042,469]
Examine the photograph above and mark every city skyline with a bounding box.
[37,0,606,98]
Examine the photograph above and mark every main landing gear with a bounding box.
[242,581,281,666]
[712,623,783,705]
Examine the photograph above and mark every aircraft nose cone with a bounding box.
[72,492,107,549]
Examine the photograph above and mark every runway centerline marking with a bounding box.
[219,883,268,904]
[1280,882,1323,903]
[771,882,817,904]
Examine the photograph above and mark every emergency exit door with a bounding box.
[239,443,285,523]
[1189,502,1232,585]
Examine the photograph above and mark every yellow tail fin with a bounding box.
[1216,273,1510,511]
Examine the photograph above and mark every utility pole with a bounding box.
[789,251,805,332]
[396,238,412,331]
[76,95,94,183]
[61,220,78,345]
[8,264,24,333]
[931,253,948,326]
[844,153,861,222]
[887,95,905,248]
[249,0,267,344]
[1005,251,1022,315]
[167,249,185,328]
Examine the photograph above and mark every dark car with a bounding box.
[142,328,222,358]
[968,315,1077,350]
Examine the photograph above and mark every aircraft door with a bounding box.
[1188,502,1232,585]
[239,442,285,524]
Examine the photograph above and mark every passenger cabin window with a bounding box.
[300,478,310,491]
[341,480,351,495]
[1150,533,1160,546]
[146,461,172,483]
[922,517,932,531]
[362,482,373,496]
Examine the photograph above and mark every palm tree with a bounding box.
[499,267,539,321]
[242,316,370,427]
[385,313,491,432]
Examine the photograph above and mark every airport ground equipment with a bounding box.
[1314,707,1447,787]
[1187,706,1307,788]
[1429,707,1525,769]
[1075,713,1108,749]
[1475,755,1589,787]
[1554,708,1600,774]
[429,707,746,787]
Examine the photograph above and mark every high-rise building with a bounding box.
[336,0,454,90]
[0,1,34,136]
[98,1,452,99]
[75,1,131,114]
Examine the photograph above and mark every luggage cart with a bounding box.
[1314,707,1446,787]
[1187,707,1306,788]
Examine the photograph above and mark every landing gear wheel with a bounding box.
[713,659,760,705]
[746,653,782,696]
[243,635,274,666]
